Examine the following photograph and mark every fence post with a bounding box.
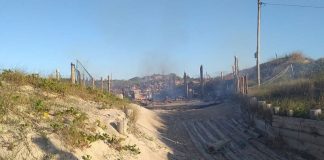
[71,63,76,84]
[244,75,248,94]
[101,77,104,91]
[55,69,60,80]
[82,73,85,86]
[117,119,126,135]
[77,71,81,85]
[92,78,95,89]
[241,76,244,94]
[107,75,111,93]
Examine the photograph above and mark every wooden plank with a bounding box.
[206,120,227,139]
[195,121,219,142]
[226,119,251,140]
[220,120,280,160]
[222,147,241,160]
[236,119,260,138]
[249,139,286,160]
[187,121,208,145]
[214,120,254,160]
[182,122,215,160]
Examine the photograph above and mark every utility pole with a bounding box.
[256,0,262,86]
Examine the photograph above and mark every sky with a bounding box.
[0,0,323,80]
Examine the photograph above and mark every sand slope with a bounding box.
[0,85,170,160]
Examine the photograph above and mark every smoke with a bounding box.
[138,51,178,76]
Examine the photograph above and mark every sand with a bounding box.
[0,86,171,160]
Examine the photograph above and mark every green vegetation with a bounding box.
[243,53,324,119]
[49,108,140,154]
[251,77,324,119]
[122,144,141,155]
[50,107,91,148]
[0,69,128,108]
[82,155,92,160]
[0,69,140,155]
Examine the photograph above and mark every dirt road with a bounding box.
[153,101,305,160]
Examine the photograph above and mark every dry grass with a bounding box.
[0,70,128,108]
[249,77,324,118]
[0,69,142,155]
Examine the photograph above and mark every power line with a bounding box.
[262,2,324,9]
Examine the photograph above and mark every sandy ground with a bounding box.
[0,84,308,160]
[0,86,171,160]
[56,101,172,160]
[152,100,307,160]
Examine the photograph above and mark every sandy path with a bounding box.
[152,101,305,160]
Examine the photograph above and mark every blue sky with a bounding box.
[0,0,323,79]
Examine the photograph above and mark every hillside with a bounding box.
[240,53,324,86]
[244,53,324,119]
[0,70,170,160]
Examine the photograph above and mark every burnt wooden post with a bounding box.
[240,76,245,94]
[244,75,248,94]
[184,72,189,99]
[200,65,204,98]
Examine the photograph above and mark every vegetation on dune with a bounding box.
[250,73,324,119]
[241,52,322,86]
[0,69,141,156]
[245,53,324,119]
[0,69,128,108]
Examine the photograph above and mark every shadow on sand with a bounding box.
[32,136,78,160]
[152,103,222,160]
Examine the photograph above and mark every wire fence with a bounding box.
[75,60,94,88]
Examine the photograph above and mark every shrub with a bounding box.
[122,144,141,155]
[50,107,91,148]
[82,155,92,160]
[33,99,49,112]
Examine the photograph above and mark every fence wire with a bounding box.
[75,60,94,88]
